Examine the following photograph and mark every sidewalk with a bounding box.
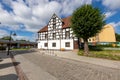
[0,51,17,80]
[37,50,120,69]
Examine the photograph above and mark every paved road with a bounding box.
[13,50,120,80]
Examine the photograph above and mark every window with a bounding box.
[53,33,56,39]
[65,42,70,47]
[53,17,56,22]
[45,34,48,39]
[65,31,70,39]
[89,39,91,41]
[52,43,56,47]
[53,24,56,29]
[44,43,48,47]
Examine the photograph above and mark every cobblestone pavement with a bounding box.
[15,51,120,80]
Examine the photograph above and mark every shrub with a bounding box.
[0,46,6,50]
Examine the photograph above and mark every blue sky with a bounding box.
[0,0,120,41]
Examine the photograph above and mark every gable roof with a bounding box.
[38,16,71,33]
[38,25,48,32]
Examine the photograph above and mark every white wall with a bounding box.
[37,39,74,50]
[61,39,73,50]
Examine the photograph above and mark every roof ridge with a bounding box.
[38,15,71,33]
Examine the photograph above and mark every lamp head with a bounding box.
[13,32,16,36]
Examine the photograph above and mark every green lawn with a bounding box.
[78,50,120,60]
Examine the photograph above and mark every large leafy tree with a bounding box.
[115,33,120,42]
[71,4,105,55]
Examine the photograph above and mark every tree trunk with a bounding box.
[84,39,89,55]
[78,38,80,50]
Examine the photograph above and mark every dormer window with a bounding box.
[62,22,65,26]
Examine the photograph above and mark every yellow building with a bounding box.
[88,24,116,43]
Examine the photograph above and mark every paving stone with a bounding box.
[14,50,120,80]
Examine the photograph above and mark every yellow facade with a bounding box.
[88,24,116,42]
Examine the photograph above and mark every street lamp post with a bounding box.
[7,31,16,55]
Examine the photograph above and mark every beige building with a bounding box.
[88,24,116,43]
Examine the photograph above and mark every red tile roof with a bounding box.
[38,25,48,33]
[62,16,71,29]
[38,16,71,33]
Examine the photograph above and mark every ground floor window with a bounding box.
[52,43,56,47]
[65,42,70,47]
[44,43,48,47]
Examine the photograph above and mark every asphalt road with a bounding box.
[13,50,120,80]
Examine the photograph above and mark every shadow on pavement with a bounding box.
[0,74,18,80]
[0,49,37,59]
[0,52,10,59]
[0,62,20,69]
[12,49,37,56]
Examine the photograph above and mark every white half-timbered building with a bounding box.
[37,13,78,50]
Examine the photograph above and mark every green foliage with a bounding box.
[71,4,105,54]
[71,4,105,39]
[0,46,6,50]
[115,33,120,41]
[78,50,120,60]
[89,45,103,51]
[16,39,29,42]
[1,36,13,40]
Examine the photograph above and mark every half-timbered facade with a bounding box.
[37,13,78,50]
[37,14,116,50]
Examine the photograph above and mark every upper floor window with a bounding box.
[53,33,56,39]
[45,34,48,39]
[53,17,56,22]
[65,31,70,39]
[53,24,56,30]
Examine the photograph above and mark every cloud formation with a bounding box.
[0,0,92,33]
[0,29,8,38]
[104,11,116,19]
[0,0,120,40]
[102,0,120,10]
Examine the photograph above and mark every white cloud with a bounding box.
[60,0,92,16]
[104,11,116,19]
[12,1,32,19]
[0,0,92,33]
[15,34,37,41]
[0,4,17,25]
[0,0,92,41]
[0,29,9,38]
[102,0,120,10]
[108,22,120,33]
[15,35,30,41]
[109,22,120,28]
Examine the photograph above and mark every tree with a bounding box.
[1,36,13,40]
[16,39,29,42]
[71,4,105,55]
[115,33,120,42]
